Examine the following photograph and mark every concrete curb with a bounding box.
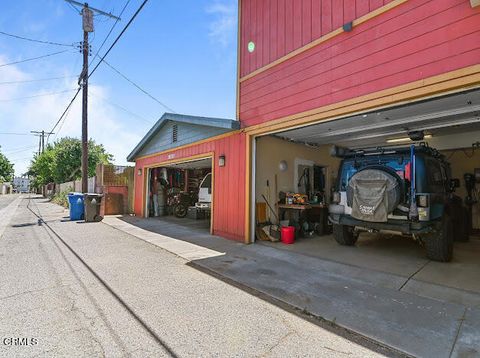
[103,216,225,261]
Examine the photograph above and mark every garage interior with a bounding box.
[254,88,480,298]
[146,158,212,234]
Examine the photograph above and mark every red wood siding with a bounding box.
[134,133,246,242]
[239,0,480,127]
[240,0,393,77]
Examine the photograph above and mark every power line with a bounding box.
[54,101,74,140]
[88,0,174,113]
[48,0,149,143]
[3,146,38,155]
[102,59,176,113]
[0,49,71,68]
[0,89,77,102]
[90,0,132,68]
[8,155,36,162]
[47,87,81,142]
[0,75,77,85]
[0,132,30,136]
[67,2,81,14]
[0,30,77,47]
[88,0,150,79]
[89,89,153,123]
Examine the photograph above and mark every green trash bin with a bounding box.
[83,193,104,222]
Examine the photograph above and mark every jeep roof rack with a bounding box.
[331,142,445,161]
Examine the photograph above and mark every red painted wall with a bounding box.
[240,0,394,77]
[134,133,246,242]
[239,0,480,127]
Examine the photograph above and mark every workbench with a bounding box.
[277,203,329,236]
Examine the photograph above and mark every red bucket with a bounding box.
[281,226,295,244]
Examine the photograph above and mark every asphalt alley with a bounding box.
[0,196,389,358]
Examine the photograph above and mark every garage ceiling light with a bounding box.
[387,134,432,143]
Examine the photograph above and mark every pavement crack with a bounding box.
[0,283,71,301]
[323,345,353,355]
[449,307,468,358]
[398,259,431,291]
[259,330,295,358]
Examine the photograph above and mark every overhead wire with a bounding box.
[86,0,175,113]
[8,155,36,162]
[89,88,153,124]
[102,59,176,113]
[89,0,131,68]
[67,2,81,14]
[3,146,38,155]
[0,49,71,68]
[54,99,75,141]
[88,0,150,79]
[0,89,77,102]
[46,87,81,142]
[49,0,150,142]
[0,30,77,47]
[0,75,77,85]
[0,132,31,136]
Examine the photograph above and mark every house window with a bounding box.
[172,124,178,143]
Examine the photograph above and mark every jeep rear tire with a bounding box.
[333,224,357,246]
[424,215,453,262]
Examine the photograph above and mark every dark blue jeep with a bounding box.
[329,144,468,262]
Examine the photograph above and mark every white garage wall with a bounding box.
[424,130,480,151]
[255,136,340,205]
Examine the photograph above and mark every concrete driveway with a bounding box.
[107,214,480,357]
[261,232,480,308]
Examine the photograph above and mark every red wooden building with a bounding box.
[131,0,480,243]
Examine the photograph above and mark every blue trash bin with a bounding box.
[67,192,85,221]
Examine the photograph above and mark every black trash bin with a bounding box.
[83,193,104,222]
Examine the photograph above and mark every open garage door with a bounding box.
[146,157,213,235]
[275,89,480,151]
[254,88,479,258]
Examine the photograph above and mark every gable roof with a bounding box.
[127,112,240,161]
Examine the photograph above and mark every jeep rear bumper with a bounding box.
[329,214,435,235]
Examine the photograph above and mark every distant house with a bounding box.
[13,177,30,193]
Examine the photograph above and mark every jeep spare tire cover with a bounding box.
[347,168,401,222]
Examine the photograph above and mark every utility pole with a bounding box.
[31,130,54,155]
[80,4,92,194]
[65,0,120,193]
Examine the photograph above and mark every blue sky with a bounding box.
[0,0,238,175]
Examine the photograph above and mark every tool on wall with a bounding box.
[464,172,478,233]
[261,194,279,223]
[298,167,311,199]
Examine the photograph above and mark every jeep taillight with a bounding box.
[332,192,341,204]
[417,194,429,208]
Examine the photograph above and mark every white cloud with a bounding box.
[0,55,29,99]
[0,53,144,176]
[206,1,237,47]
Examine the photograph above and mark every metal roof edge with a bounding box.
[127,113,239,162]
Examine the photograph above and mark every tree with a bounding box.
[29,137,113,187]
[0,148,14,182]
